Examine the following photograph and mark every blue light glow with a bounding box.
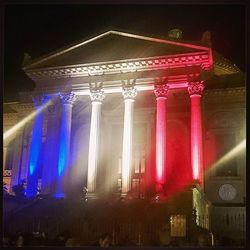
[26,106,44,198]
[55,104,72,197]
[58,129,67,176]
[54,192,65,199]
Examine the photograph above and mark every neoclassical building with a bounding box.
[3,29,245,242]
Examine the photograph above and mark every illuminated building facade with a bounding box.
[3,30,245,243]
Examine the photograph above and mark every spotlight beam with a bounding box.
[3,100,53,141]
[205,139,246,175]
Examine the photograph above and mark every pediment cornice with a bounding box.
[26,51,211,81]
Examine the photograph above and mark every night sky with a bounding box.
[4,4,245,102]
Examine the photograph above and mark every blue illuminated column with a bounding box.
[87,85,105,198]
[55,92,77,198]
[41,103,58,195]
[26,96,47,198]
[121,80,137,196]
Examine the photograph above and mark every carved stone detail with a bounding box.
[48,105,56,114]
[187,81,205,96]
[3,170,12,177]
[89,83,105,102]
[90,89,105,102]
[25,52,212,81]
[154,84,169,98]
[122,79,137,100]
[32,94,51,107]
[59,92,77,105]
[122,87,137,100]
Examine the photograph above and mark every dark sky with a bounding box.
[4,4,245,102]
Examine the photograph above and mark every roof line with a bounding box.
[26,51,208,72]
[23,29,210,70]
[110,30,210,51]
[23,31,113,70]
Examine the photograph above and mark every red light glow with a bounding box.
[190,95,203,182]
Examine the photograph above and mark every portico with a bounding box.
[12,30,213,198]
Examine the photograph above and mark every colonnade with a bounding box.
[21,78,205,198]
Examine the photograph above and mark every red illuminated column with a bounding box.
[87,86,105,197]
[188,81,205,185]
[154,84,169,192]
[121,82,137,196]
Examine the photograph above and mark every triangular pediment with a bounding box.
[23,30,210,70]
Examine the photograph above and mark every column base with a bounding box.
[86,192,99,200]
[189,179,201,188]
[156,183,164,193]
[121,192,128,198]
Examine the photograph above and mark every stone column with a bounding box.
[41,103,59,195]
[154,83,169,192]
[188,81,205,185]
[26,97,46,198]
[55,92,77,198]
[19,124,32,182]
[87,85,105,197]
[10,129,24,191]
[121,81,137,196]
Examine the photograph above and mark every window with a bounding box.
[170,215,186,237]
[215,133,237,176]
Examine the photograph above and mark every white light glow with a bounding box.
[72,82,188,96]
[87,101,102,192]
[206,139,246,173]
[122,99,134,194]
[3,100,52,141]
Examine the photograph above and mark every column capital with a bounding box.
[47,105,56,115]
[187,81,205,96]
[122,79,137,100]
[32,94,50,107]
[59,92,77,105]
[89,88,105,103]
[154,84,169,98]
[122,86,137,100]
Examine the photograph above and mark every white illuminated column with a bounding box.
[121,85,137,195]
[188,81,205,185]
[87,88,105,196]
[154,84,169,193]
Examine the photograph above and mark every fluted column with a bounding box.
[41,103,59,195]
[55,92,77,198]
[87,86,105,197]
[20,123,32,182]
[26,96,47,198]
[10,129,24,191]
[121,81,137,196]
[154,83,169,192]
[188,81,205,185]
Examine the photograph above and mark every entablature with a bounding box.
[26,51,211,82]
